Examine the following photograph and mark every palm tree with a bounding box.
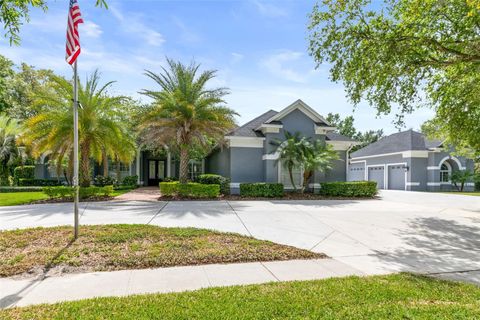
[139,59,237,183]
[301,141,339,193]
[23,71,136,187]
[0,114,20,185]
[271,131,310,192]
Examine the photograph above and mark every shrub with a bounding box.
[13,166,35,185]
[94,175,116,187]
[122,175,138,187]
[43,185,114,199]
[18,178,63,186]
[160,181,179,196]
[319,181,377,197]
[473,173,480,191]
[160,182,220,198]
[163,177,178,182]
[196,174,230,195]
[240,183,284,198]
[0,186,44,193]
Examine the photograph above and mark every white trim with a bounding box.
[438,156,466,170]
[262,154,278,160]
[427,166,439,170]
[351,150,429,160]
[427,182,452,186]
[255,123,283,134]
[230,182,241,188]
[406,182,420,186]
[264,99,331,126]
[327,141,358,151]
[225,136,265,148]
[315,125,337,135]
[465,182,475,187]
[308,183,321,188]
[135,149,141,184]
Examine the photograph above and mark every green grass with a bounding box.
[0,192,49,206]
[1,273,479,319]
[0,225,323,277]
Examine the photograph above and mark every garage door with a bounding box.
[388,165,405,190]
[368,166,385,189]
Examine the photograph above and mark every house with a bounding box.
[205,99,357,194]
[348,130,476,191]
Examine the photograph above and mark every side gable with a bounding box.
[264,99,332,126]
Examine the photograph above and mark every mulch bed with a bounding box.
[29,196,114,205]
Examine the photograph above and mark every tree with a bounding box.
[139,59,237,183]
[0,114,21,185]
[271,131,310,192]
[0,55,15,113]
[1,0,107,45]
[451,170,474,192]
[326,113,356,138]
[308,0,480,158]
[22,70,136,186]
[301,141,339,193]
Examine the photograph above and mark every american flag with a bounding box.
[65,0,84,65]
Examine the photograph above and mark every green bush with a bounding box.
[18,178,63,186]
[163,177,178,182]
[122,175,138,187]
[13,166,35,185]
[0,186,44,193]
[196,174,230,195]
[160,181,179,196]
[93,175,116,187]
[160,182,220,198]
[239,183,284,198]
[319,181,377,197]
[473,173,480,191]
[43,185,114,199]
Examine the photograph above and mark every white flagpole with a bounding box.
[73,60,80,239]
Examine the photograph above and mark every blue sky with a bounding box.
[1,0,434,134]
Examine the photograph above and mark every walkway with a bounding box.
[0,258,363,308]
[114,186,160,201]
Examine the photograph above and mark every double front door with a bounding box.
[148,160,165,186]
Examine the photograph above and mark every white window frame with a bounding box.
[439,162,451,183]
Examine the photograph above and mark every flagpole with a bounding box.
[73,60,80,239]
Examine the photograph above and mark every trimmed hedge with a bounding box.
[239,183,284,198]
[42,185,114,199]
[122,175,138,187]
[13,166,35,185]
[0,186,44,193]
[18,178,63,187]
[319,181,377,197]
[196,174,230,195]
[93,175,116,187]
[160,182,220,198]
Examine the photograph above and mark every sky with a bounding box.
[0,0,434,134]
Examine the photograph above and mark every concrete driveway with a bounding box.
[1,190,479,284]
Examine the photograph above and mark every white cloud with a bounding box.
[250,0,288,17]
[172,16,201,44]
[82,21,103,38]
[261,50,307,83]
[231,52,244,64]
[110,5,165,47]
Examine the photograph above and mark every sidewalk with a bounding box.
[0,258,364,308]
[114,187,160,201]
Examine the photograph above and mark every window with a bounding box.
[108,159,130,179]
[440,163,451,183]
[189,160,203,181]
[280,162,303,189]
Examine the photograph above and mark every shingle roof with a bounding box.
[227,110,279,137]
[351,130,436,158]
[326,132,356,142]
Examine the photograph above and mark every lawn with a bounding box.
[0,192,48,206]
[2,273,479,319]
[0,224,323,277]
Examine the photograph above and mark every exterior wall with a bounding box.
[427,151,475,192]
[230,147,264,194]
[205,148,230,178]
[324,151,347,182]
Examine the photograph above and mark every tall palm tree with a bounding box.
[271,131,310,192]
[139,59,237,183]
[301,141,339,193]
[23,71,136,186]
[0,114,20,185]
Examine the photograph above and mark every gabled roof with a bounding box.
[264,99,331,126]
[227,109,278,137]
[326,132,356,142]
[351,130,438,158]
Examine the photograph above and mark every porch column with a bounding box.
[167,151,172,177]
[136,149,141,185]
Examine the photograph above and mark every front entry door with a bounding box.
[148,160,165,186]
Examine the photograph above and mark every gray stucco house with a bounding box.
[348,130,475,191]
[205,99,357,194]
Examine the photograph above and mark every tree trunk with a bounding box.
[116,158,121,183]
[288,165,297,192]
[102,150,108,176]
[80,141,91,187]
[179,147,189,184]
[302,171,313,194]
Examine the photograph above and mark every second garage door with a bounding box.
[368,166,385,189]
[388,165,405,190]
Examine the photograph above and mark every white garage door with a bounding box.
[387,165,405,190]
[368,166,385,189]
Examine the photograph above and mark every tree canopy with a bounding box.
[308,0,480,157]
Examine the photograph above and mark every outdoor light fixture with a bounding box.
[404,165,409,172]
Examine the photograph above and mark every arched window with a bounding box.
[440,162,451,183]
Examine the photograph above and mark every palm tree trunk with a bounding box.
[179,147,189,184]
[102,150,108,176]
[116,158,121,183]
[288,165,297,192]
[80,141,91,187]
[301,171,312,194]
